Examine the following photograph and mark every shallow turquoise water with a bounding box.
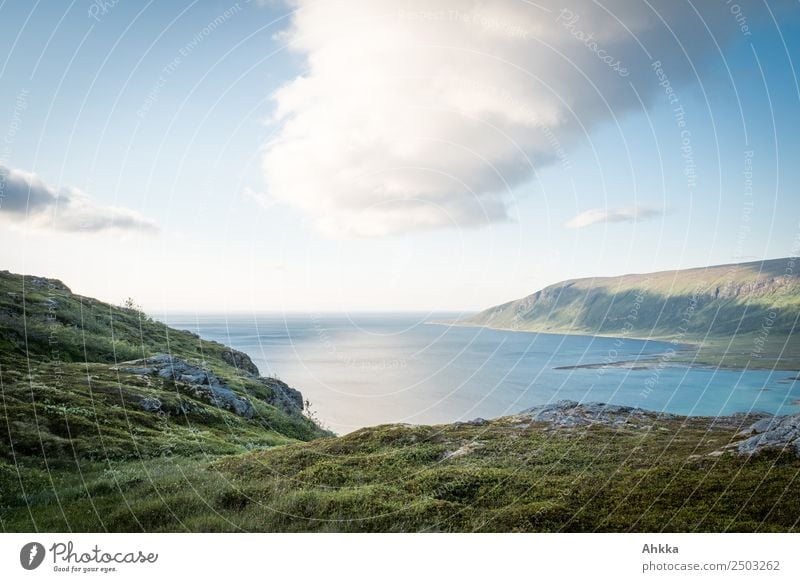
[164,313,800,433]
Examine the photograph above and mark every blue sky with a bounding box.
[1,1,798,313]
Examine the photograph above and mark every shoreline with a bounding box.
[431,320,800,372]
[429,318,698,348]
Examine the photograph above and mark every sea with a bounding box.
[163,312,800,434]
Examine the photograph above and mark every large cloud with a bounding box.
[263,0,764,237]
[0,164,158,234]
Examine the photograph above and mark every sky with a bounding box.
[0,0,799,314]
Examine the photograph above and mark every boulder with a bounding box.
[139,397,162,413]
[179,372,210,385]
[221,349,260,376]
[114,354,256,420]
[519,400,666,429]
[258,377,304,415]
[209,386,254,419]
[737,413,800,457]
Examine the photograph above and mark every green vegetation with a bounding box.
[463,257,800,370]
[2,268,798,532]
[0,269,328,531]
[4,414,799,532]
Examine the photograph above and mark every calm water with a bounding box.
[163,313,800,434]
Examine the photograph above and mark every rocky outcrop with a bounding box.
[519,400,674,429]
[258,377,304,414]
[21,273,72,293]
[518,401,800,457]
[736,414,800,457]
[454,418,488,427]
[118,355,255,418]
[115,354,304,419]
[714,275,796,300]
[139,396,163,412]
[221,349,260,376]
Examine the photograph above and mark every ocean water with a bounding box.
[163,313,800,434]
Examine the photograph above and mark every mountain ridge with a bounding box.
[459,257,800,369]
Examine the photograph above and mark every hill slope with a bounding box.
[461,257,800,369]
[0,269,327,469]
[5,401,800,532]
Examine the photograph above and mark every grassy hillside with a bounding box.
[4,408,799,532]
[0,269,329,529]
[462,258,800,369]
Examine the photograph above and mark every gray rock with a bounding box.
[139,397,162,412]
[737,413,800,456]
[27,276,71,293]
[208,386,254,419]
[179,373,209,385]
[257,377,304,415]
[120,367,156,375]
[221,349,260,376]
[153,359,197,380]
[748,417,781,433]
[520,400,659,429]
[157,367,177,380]
[114,354,257,420]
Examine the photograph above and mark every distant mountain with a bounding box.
[461,258,800,369]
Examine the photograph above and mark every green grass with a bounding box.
[0,269,329,532]
[3,414,799,532]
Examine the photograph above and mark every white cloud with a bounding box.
[242,185,277,210]
[262,0,761,237]
[0,164,158,234]
[566,206,664,229]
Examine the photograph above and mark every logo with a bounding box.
[20,542,46,570]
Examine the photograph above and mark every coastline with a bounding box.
[429,318,696,346]
[429,319,800,372]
